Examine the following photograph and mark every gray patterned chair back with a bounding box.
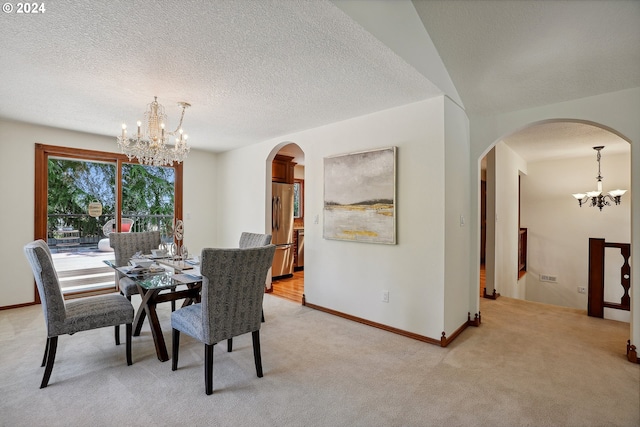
[109,231,161,282]
[200,245,276,345]
[238,232,272,248]
[109,231,161,267]
[23,240,67,338]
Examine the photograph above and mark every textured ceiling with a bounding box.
[501,122,630,163]
[413,0,638,162]
[1,0,638,161]
[0,0,440,152]
[413,0,640,115]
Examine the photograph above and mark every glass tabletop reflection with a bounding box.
[103,260,200,290]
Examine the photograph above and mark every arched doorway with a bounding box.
[480,120,631,322]
[268,142,305,304]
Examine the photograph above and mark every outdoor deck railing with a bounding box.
[48,213,175,248]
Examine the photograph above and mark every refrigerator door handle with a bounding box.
[278,196,282,231]
[272,196,277,230]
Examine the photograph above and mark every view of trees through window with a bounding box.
[48,158,115,242]
[36,144,182,296]
[121,163,175,240]
[48,158,175,246]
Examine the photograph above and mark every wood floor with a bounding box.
[270,269,304,304]
[272,267,482,302]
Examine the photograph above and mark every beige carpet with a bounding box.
[0,294,638,427]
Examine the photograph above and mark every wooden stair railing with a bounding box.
[518,228,527,279]
[587,238,631,318]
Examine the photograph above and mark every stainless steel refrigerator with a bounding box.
[272,182,295,277]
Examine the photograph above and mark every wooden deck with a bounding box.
[51,248,116,292]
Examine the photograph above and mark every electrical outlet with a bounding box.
[382,291,389,303]
[577,287,586,294]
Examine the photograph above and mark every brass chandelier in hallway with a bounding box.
[571,146,626,211]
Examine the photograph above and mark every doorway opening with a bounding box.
[269,143,305,304]
[478,120,631,320]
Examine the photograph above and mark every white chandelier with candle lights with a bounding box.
[117,96,191,167]
[571,146,626,211]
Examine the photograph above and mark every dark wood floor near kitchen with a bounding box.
[271,270,304,304]
[272,268,483,303]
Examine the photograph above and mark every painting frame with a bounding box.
[323,146,397,244]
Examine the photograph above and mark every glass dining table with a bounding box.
[104,260,202,362]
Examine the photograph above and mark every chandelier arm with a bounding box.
[602,194,623,205]
[169,102,190,135]
[171,106,186,134]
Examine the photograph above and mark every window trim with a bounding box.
[34,144,183,301]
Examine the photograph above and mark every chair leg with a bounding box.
[227,338,233,352]
[171,329,180,371]
[41,336,58,388]
[261,309,265,323]
[115,325,120,345]
[126,323,132,366]
[205,343,214,395]
[41,338,49,367]
[252,330,263,378]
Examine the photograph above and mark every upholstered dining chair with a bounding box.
[171,245,276,395]
[23,240,134,388]
[109,231,163,337]
[109,231,161,301]
[226,232,272,352]
[238,231,272,249]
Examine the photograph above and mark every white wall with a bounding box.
[469,87,640,353]
[0,118,217,307]
[494,141,527,299]
[216,140,277,248]
[217,97,465,339]
[444,96,472,333]
[520,152,631,320]
[181,149,219,256]
[484,148,496,297]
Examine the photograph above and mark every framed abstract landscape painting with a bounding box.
[323,147,396,244]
